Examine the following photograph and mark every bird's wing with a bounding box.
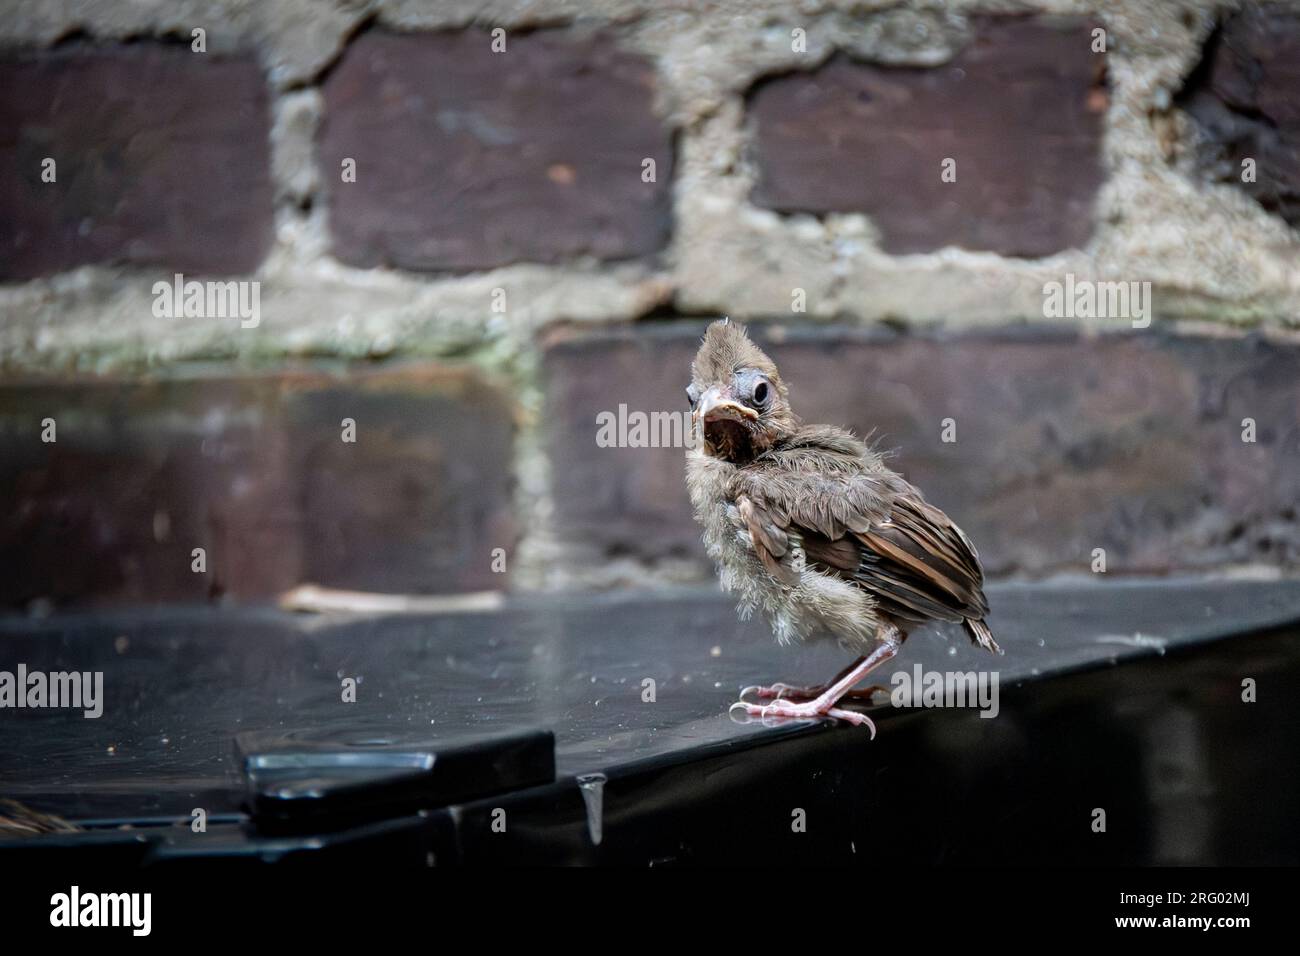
[848,494,987,625]
[733,468,988,627]
[735,494,800,586]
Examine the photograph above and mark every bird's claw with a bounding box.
[740,682,887,703]
[739,682,801,701]
[728,698,876,738]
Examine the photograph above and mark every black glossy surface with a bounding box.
[1,576,1298,833]
[240,729,555,835]
[450,617,1300,865]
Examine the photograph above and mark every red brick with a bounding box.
[749,17,1106,256]
[1178,7,1300,227]
[0,366,516,608]
[320,30,673,272]
[0,44,273,280]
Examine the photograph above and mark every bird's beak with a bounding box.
[696,386,758,425]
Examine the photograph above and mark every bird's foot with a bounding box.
[740,682,887,703]
[730,643,897,738]
[729,698,876,737]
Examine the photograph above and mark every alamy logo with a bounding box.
[0,664,103,718]
[50,886,151,936]
[595,404,698,449]
[1042,273,1151,328]
[152,273,261,328]
[890,665,999,719]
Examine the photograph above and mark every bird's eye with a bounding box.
[752,380,769,405]
[686,385,699,408]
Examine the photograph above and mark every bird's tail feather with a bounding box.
[964,618,1001,654]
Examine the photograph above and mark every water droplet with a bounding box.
[577,773,607,847]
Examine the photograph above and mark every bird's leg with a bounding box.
[740,656,886,702]
[730,629,902,735]
[746,682,888,703]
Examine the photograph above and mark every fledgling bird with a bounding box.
[685,319,1000,735]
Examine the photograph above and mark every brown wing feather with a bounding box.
[802,527,962,623]
[728,436,997,651]
[789,491,992,635]
[856,494,986,616]
[857,517,986,616]
[736,495,800,586]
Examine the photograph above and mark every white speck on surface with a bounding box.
[1095,633,1168,655]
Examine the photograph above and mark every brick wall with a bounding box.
[1,1,1298,608]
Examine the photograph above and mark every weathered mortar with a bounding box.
[4,0,1299,374]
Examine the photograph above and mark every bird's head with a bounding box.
[687,319,798,463]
